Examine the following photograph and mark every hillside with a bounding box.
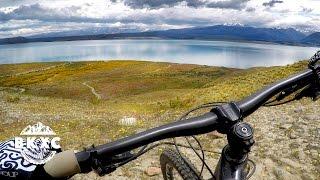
[301,32,320,46]
[146,25,306,43]
[0,36,28,44]
[0,61,319,179]
[0,25,310,46]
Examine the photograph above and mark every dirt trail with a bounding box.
[0,87,25,93]
[0,63,67,78]
[82,82,102,100]
[141,65,172,75]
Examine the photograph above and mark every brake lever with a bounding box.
[79,144,135,176]
[91,150,134,176]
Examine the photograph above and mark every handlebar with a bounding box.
[43,66,319,178]
[96,112,219,156]
[237,69,314,116]
[82,69,316,160]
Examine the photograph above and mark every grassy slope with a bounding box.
[1,60,319,179]
[0,60,308,148]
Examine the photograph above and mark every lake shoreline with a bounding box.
[0,39,317,68]
[0,59,301,70]
[1,37,319,48]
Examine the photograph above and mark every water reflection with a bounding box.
[0,39,318,68]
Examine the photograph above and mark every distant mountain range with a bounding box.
[300,32,320,46]
[0,25,319,46]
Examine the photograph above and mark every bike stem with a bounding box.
[226,122,254,161]
[211,103,255,180]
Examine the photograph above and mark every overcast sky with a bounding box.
[0,0,319,38]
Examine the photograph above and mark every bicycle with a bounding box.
[0,51,319,180]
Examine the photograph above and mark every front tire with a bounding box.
[160,149,200,180]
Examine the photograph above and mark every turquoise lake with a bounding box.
[0,39,318,68]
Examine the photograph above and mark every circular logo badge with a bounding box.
[20,138,56,165]
[14,122,61,165]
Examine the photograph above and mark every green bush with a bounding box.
[169,96,195,109]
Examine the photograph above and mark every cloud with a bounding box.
[0,0,319,38]
[121,0,250,10]
[0,4,91,22]
[0,1,250,24]
[262,0,283,7]
[245,7,255,12]
[121,0,186,9]
[302,7,313,13]
[206,0,249,10]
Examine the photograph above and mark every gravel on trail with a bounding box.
[71,98,320,180]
